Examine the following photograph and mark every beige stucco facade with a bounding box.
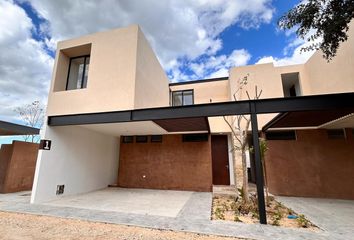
[46,22,353,130]
[170,79,231,133]
[224,22,354,129]
[47,25,169,116]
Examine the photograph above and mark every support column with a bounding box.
[250,110,267,224]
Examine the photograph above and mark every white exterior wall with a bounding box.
[31,125,119,203]
[227,134,235,185]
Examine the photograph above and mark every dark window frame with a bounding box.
[171,89,194,106]
[182,133,209,142]
[122,136,134,143]
[135,135,148,143]
[151,135,163,142]
[265,131,296,140]
[66,54,90,90]
[327,129,346,139]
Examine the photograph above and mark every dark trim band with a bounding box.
[169,77,228,86]
[48,92,354,126]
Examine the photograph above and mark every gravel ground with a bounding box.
[0,211,244,240]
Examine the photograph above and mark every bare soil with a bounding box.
[0,211,244,240]
[212,195,318,230]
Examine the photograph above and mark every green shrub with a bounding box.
[297,214,310,228]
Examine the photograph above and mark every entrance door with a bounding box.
[211,135,230,185]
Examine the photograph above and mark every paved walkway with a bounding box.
[0,190,352,240]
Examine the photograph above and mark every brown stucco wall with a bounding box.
[265,129,354,200]
[118,134,212,192]
[0,141,39,193]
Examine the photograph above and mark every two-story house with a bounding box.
[31,23,354,204]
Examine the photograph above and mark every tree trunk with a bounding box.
[231,136,239,199]
[241,149,250,203]
[262,157,269,203]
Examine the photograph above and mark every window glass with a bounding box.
[265,131,296,140]
[183,90,193,105]
[136,136,148,143]
[172,91,183,106]
[327,129,345,139]
[122,136,133,143]
[172,90,194,106]
[66,56,90,90]
[182,134,208,142]
[151,135,162,142]
[82,57,90,88]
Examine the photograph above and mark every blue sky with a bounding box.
[0,0,314,145]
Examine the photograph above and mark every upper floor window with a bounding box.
[171,90,194,106]
[281,72,301,97]
[66,55,90,90]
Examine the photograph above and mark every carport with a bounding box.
[46,92,354,224]
[261,108,354,200]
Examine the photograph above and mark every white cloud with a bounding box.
[1,0,275,122]
[26,0,273,69]
[0,0,53,122]
[170,49,251,82]
[256,31,318,66]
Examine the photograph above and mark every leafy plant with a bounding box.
[214,207,225,220]
[271,208,283,226]
[234,215,242,222]
[278,0,354,60]
[297,214,310,228]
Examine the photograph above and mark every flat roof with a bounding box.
[0,120,40,136]
[169,77,228,86]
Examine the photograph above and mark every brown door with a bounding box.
[211,135,230,185]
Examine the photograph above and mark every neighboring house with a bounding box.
[31,23,354,203]
[0,121,39,193]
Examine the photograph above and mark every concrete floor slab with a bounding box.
[45,188,194,217]
[1,189,354,239]
[0,191,31,203]
[276,196,354,235]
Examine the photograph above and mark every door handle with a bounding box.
[226,165,229,169]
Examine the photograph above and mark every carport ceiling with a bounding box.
[79,121,167,136]
[263,108,354,130]
[79,118,210,136]
[153,117,209,132]
[0,120,40,136]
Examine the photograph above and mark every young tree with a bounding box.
[279,0,354,60]
[223,74,262,203]
[14,101,45,143]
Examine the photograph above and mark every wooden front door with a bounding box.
[211,135,230,185]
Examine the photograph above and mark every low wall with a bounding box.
[118,134,212,192]
[0,141,39,193]
[265,129,354,200]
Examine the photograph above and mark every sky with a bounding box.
[0,0,316,144]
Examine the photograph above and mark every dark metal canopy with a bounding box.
[48,92,354,126]
[46,92,354,225]
[0,120,40,136]
[263,108,354,131]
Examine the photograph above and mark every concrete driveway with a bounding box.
[276,196,354,235]
[2,189,354,239]
[45,188,198,217]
